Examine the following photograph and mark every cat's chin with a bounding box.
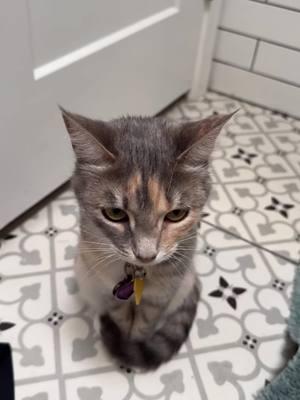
[119,254,167,268]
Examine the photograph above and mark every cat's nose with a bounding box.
[134,251,157,263]
[133,237,158,263]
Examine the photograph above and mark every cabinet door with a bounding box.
[0,0,204,228]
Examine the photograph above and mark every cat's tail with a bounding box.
[100,285,199,371]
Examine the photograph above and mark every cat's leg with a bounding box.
[74,253,125,314]
[73,254,106,312]
[104,298,162,340]
[107,301,135,336]
[100,283,199,370]
[129,301,162,340]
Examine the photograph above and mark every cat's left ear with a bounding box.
[176,111,237,171]
[60,107,117,169]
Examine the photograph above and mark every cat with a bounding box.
[61,108,233,370]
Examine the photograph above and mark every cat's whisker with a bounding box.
[176,251,196,255]
[114,250,129,258]
[176,255,194,266]
[178,249,195,260]
[177,243,197,248]
[79,251,113,257]
[92,256,119,280]
[80,243,103,246]
[80,240,112,246]
[174,255,194,265]
[79,243,115,252]
[169,260,186,279]
[177,234,198,244]
[79,247,113,252]
[91,255,120,281]
[79,252,112,255]
[81,259,104,283]
[83,253,118,282]
[168,255,187,277]
[79,246,113,250]
[79,230,99,239]
[87,252,116,268]
[79,245,113,250]
[176,246,196,250]
[172,253,192,270]
[178,242,197,246]
[79,229,113,242]
[176,241,198,248]
[179,233,198,240]
[79,244,112,248]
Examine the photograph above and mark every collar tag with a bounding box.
[113,275,134,300]
[134,277,145,305]
[112,264,146,304]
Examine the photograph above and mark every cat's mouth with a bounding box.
[119,248,175,268]
[121,256,161,268]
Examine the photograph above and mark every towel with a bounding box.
[257,266,300,400]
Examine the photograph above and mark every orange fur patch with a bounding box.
[147,177,169,214]
[162,212,196,249]
[127,173,142,201]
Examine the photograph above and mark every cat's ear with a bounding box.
[60,107,116,169]
[176,111,236,171]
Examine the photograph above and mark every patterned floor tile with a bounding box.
[0,192,297,400]
[65,359,199,400]
[0,274,55,381]
[0,92,299,400]
[195,348,268,400]
[15,380,60,400]
[166,93,300,264]
[0,208,52,277]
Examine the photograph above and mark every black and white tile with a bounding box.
[166,92,300,265]
[0,92,299,399]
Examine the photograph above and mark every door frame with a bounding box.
[189,0,223,100]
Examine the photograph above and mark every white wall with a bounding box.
[210,0,300,118]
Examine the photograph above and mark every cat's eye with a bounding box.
[102,208,128,222]
[165,209,189,222]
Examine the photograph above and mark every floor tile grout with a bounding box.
[185,339,209,400]
[47,205,67,400]
[202,220,299,266]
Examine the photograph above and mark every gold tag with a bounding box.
[134,278,144,305]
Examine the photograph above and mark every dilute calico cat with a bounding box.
[61,108,233,370]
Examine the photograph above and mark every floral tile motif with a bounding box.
[15,380,60,400]
[0,199,296,399]
[166,92,300,264]
[0,93,298,399]
[65,359,199,400]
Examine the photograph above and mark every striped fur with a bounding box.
[100,283,199,370]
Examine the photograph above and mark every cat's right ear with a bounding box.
[60,107,116,169]
[175,112,236,172]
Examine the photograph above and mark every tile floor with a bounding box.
[165,92,300,265]
[0,92,299,400]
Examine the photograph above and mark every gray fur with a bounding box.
[61,109,232,370]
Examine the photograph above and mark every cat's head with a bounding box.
[61,109,233,266]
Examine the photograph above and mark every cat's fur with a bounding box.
[61,108,232,370]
